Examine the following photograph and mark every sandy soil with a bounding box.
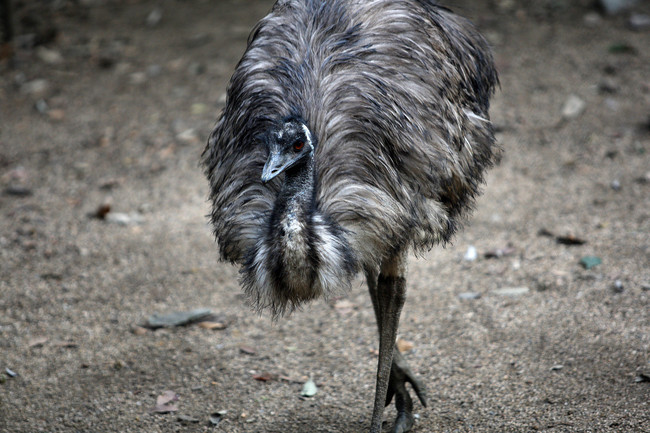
[1,0,648,432]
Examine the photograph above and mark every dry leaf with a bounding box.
[27,336,48,348]
[159,145,175,159]
[95,204,111,219]
[144,308,212,329]
[48,109,65,121]
[55,341,78,348]
[334,299,356,316]
[177,414,199,424]
[484,245,516,259]
[198,321,227,330]
[556,234,586,245]
[538,228,554,237]
[153,390,179,413]
[301,378,317,397]
[279,375,304,384]
[396,338,414,353]
[239,345,257,355]
[132,326,148,336]
[99,178,122,190]
[252,371,277,382]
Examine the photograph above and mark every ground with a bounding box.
[0,0,648,432]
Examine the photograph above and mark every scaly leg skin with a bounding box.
[366,255,426,433]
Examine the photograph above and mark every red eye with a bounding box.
[293,141,304,151]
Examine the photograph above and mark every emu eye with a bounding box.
[293,141,304,151]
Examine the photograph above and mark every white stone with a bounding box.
[464,245,478,261]
[562,94,586,119]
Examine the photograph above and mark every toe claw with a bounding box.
[385,385,396,407]
[392,350,427,407]
[393,411,414,433]
[386,347,427,432]
[405,373,427,408]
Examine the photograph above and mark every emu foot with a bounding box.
[385,349,427,433]
[393,411,414,433]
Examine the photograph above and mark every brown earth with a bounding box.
[0,1,648,432]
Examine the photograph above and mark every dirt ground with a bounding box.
[1,0,649,432]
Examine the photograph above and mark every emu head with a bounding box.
[261,117,315,183]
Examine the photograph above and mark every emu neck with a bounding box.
[277,156,315,211]
[267,154,316,296]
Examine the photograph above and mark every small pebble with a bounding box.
[129,72,147,85]
[464,245,478,261]
[598,77,618,94]
[99,126,115,147]
[610,179,621,191]
[604,98,619,112]
[34,99,49,114]
[583,12,602,26]
[301,379,318,397]
[209,412,224,426]
[132,326,148,336]
[147,64,162,77]
[4,186,32,197]
[97,53,116,69]
[13,71,27,86]
[496,0,515,12]
[188,62,206,76]
[36,47,63,64]
[628,13,650,31]
[115,62,131,75]
[458,292,481,300]
[492,287,529,296]
[105,212,144,226]
[635,172,650,184]
[176,128,199,145]
[580,256,602,270]
[599,0,638,15]
[612,280,624,293]
[635,373,650,383]
[191,103,208,115]
[185,33,212,48]
[146,8,163,27]
[48,109,65,121]
[2,167,27,182]
[561,95,585,119]
[20,79,49,96]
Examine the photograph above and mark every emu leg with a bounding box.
[367,256,427,433]
[367,254,413,433]
[385,348,428,432]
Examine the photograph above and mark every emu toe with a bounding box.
[386,349,427,433]
[393,411,415,433]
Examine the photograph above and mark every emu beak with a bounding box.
[261,151,285,183]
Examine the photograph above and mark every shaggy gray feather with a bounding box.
[202,0,499,315]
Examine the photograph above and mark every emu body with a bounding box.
[203,1,499,431]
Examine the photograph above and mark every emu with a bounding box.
[202,0,499,431]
